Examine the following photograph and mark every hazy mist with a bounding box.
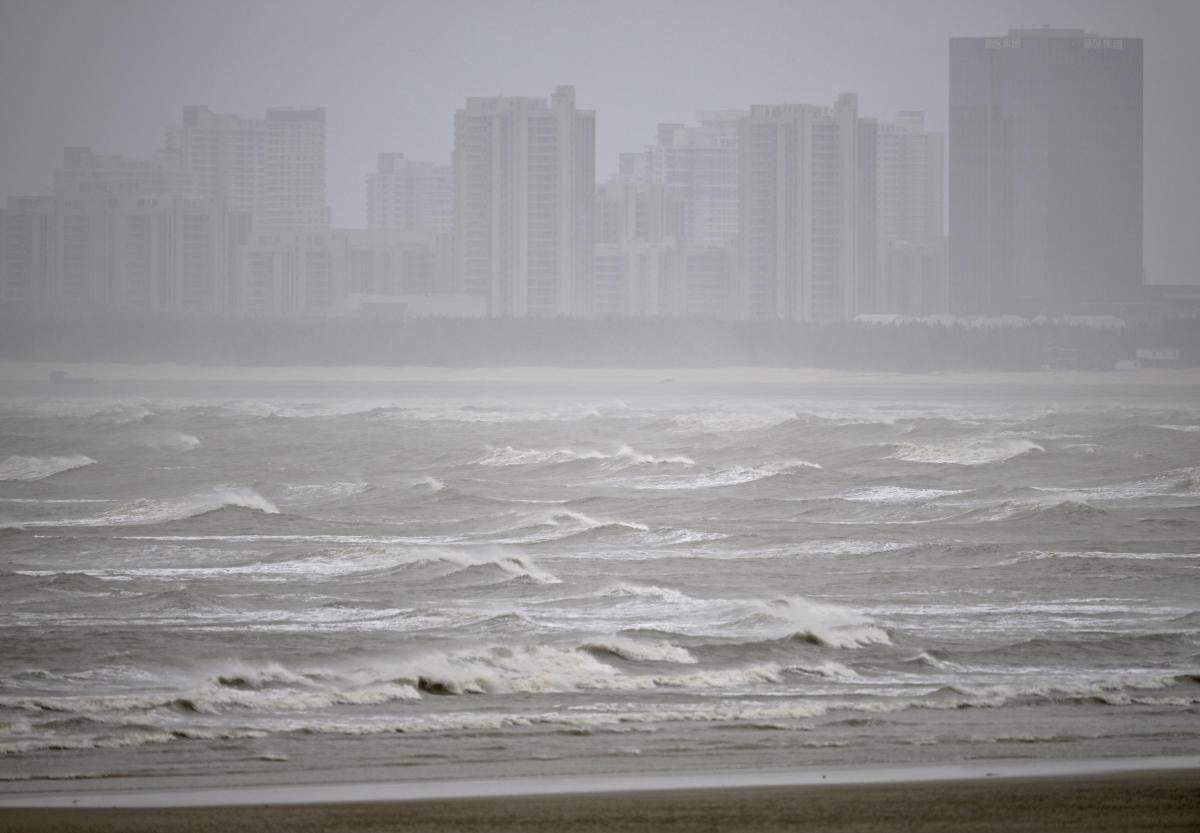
[3,3,1200,818]
[1,0,1197,285]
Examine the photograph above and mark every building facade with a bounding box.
[167,105,329,231]
[628,112,744,247]
[876,111,946,315]
[593,180,683,317]
[453,86,595,316]
[593,178,734,318]
[0,145,251,314]
[949,28,1143,314]
[737,94,877,321]
[237,227,460,318]
[366,153,453,235]
[0,190,248,315]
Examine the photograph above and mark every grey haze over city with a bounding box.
[2,0,1200,816]
[0,0,1198,287]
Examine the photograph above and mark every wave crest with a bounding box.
[892,438,1044,465]
[0,454,95,481]
[644,459,821,490]
[475,444,693,468]
[396,645,782,696]
[41,486,280,526]
[425,549,561,584]
[599,583,688,602]
[741,596,892,648]
[581,638,697,664]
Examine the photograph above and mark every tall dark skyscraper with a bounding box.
[949,28,1142,315]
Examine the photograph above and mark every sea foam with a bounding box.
[0,454,95,481]
[891,438,1044,465]
[476,444,693,468]
[30,486,281,526]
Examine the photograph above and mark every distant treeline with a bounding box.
[2,314,1198,371]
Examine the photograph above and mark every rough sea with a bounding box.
[2,369,1198,794]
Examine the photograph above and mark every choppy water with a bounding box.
[1,372,1198,789]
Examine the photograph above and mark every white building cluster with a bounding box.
[1,88,948,320]
[453,86,595,317]
[0,146,248,314]
[366,153,453,236]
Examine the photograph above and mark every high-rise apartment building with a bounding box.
[453,86,595,316]
[167,105,329,231]
[876,112,945,314]
[949,28,1142,314]
[878,113,943,253]
[260,107,329,230]
[0,145,249,314]
[593,176,735,319]
[737,94,877,320]
[0,191,247,315]
[52,146,197,199]
[366,153,453,235]
[593,180,684,316]
[629,112,744,247]
[238,227,463,318]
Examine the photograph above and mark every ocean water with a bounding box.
[1,371,1198,792]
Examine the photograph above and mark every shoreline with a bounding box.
[3,755,1196,808]
[0,767,1196,833]
[3,359,1200,388]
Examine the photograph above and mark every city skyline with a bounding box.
[1,1,1197,286]
[0,88,949,320]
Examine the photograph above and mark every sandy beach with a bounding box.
[1,769,1197,832]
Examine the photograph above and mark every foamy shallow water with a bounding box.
[1,372,1198,790]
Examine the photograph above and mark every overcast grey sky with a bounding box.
[1,0,1197,283]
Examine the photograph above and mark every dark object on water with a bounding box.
[48,370,93,384]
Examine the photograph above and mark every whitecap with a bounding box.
[598,582,689,602]
[138,431,200,451]
[581,637,697,664]
[891,438,1044,465]
[396,645,780,696]
[670,410,795,433]
[23,485,279,527]
[495,510,650,544]
[744,596,892,648]
[0,454,96,481]
[423,548,561,584]
[475,444,692,468]
[842,486,966,503]
[641,459,821,490]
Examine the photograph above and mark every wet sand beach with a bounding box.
[2,770,1197,832]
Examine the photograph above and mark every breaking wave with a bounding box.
[733,596,893,648]
[580,638,697,664]
[138,431,200,451]
[0,454,95,481]
[27,486,279,526]
[643,458,821,490]
[841,486,966,503]
[401,645,783,696]
[598,583,689,602]
[941,674,1200,708]
[960,495,1107,523]
[421,549,561,584]
[891,438,1044,465]
[476,444,693,468]
[501,510,650,543]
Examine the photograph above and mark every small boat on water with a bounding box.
[48,370,94,384]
